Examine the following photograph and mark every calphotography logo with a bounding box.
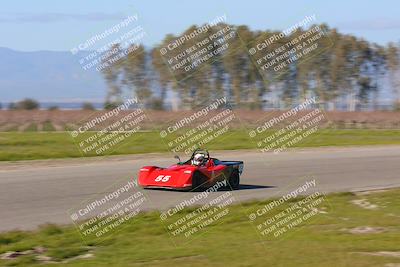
[158,97,241,156]
[247,178,331,242]
[158,14,238,82]
[242,14,334,83]
[158,179,239,245]
[68,178,147,244]
[248,97,331,154]
[69,97,150,156]
[70,13,148,72]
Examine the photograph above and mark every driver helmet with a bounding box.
[192,153,205,166]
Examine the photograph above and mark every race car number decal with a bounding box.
[154,175,171,182]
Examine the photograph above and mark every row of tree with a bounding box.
[3,99,102,110]
[100,23,400,111]
[5,99,40,110]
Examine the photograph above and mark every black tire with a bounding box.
[228,170,240,190]
[191,171,207,191]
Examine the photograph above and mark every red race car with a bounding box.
[138,149,244,191]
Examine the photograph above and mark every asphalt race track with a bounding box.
[1,145,400,232]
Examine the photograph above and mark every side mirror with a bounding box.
[174,155,181,163]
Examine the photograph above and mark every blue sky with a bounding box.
[1,0,400,51]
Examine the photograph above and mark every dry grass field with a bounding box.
[0,110,399,132]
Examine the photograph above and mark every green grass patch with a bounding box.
[42,121,55,132]
[4,125,18,132]
[0,129,400,161]
[24,123,37,132]
[0,189,399,266]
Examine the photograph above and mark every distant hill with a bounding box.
[0,47,106,103]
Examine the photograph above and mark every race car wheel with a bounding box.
[228,170,240,190]
[191,171,207,191]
